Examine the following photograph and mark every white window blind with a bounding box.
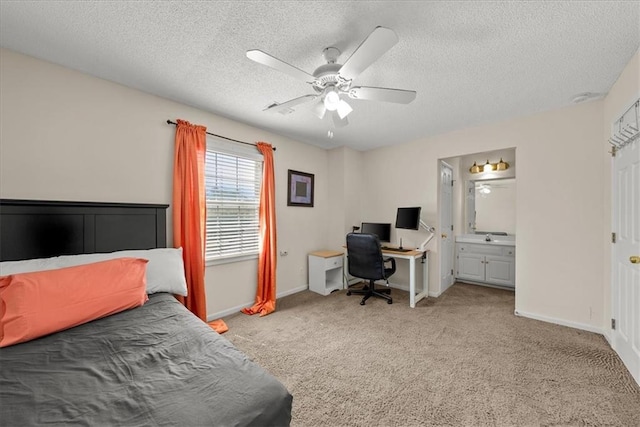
[205,146,262,261]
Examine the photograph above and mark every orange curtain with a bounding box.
[242,142,277,317]
[173,119,208,322]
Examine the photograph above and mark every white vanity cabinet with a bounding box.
[456,242,515,288]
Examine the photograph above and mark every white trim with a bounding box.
[206,284,308,322]
[514,309,604,335]
[456,279,515,292]
[206,253,258,266]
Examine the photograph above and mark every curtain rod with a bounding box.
[166,120,276,151]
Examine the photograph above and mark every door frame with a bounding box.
[438,160,455,295]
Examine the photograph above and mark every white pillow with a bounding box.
[0,248,188,296]
[0,256,59,276]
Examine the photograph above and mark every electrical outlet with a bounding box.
[279,250,288,256]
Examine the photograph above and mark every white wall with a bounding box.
[0,48,330,318]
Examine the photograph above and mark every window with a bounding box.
[205,141,262,263]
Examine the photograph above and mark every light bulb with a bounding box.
[324,89,340,111]
[483,160,494,172]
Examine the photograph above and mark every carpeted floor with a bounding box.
[223,283,640,426]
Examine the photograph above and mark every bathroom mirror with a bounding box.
[466,178,516,235]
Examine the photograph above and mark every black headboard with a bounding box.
[0,199,169,262]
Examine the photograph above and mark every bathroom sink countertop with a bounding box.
[455,235,516,246]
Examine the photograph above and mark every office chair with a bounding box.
[346,232,396,305]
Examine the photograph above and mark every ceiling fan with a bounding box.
[246,26,417,128]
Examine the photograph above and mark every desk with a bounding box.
[344,247,429,308]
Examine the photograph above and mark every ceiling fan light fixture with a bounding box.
[479,185,491,194]
[336,99,353,119]
[324,89,340,111]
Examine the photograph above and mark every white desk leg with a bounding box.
[423,253,429,295]
[409,256,416,308]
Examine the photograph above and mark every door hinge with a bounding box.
[451,269,454,275]
[610,146,616,157]
[611,318,616,330]
[612,232,616,243]
[451,224,454,231]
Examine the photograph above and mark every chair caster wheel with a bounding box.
[360,300,365,305]
[347,291,352,296]
[387,300,392,304]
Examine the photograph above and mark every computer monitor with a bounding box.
[395,207,422,230]
[360,222,391,243]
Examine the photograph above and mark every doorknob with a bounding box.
[441,233,447,239]
[631,256,640,264]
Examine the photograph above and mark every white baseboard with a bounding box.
[207,284,308,322]
[514,309,605,335]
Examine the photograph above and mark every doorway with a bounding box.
[439,148,517,297]
[439,161,454,293]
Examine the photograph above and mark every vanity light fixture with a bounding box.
[469,158,510,174]
[496,158,509,171]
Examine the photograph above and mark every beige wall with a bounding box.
[2,45,637,333]
[0,48,330,318]
[361,98,605,330]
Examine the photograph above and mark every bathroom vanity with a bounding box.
[455,234,515,289]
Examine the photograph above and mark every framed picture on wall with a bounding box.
[287,169,314,207]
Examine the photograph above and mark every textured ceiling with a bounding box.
[1,1,639,151]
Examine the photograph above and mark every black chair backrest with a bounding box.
[346,232,386,281]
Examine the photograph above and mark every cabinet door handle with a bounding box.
[631,256,640,264]
[441,233,447,239]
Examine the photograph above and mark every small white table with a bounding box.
[308,250,344,296]
[344,247,430,308]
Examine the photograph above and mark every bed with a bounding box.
[0,199,292,426]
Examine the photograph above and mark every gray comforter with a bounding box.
[0,293,292,426]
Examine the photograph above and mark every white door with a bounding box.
[612,136,640,385]
[466,180,476,233]
[440,161,455,291]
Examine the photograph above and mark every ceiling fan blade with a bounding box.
[246,50,315,83]
[348,86,416,104]
[332,111,349,128]
[338,26,399,81]
[263,94,318,113]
